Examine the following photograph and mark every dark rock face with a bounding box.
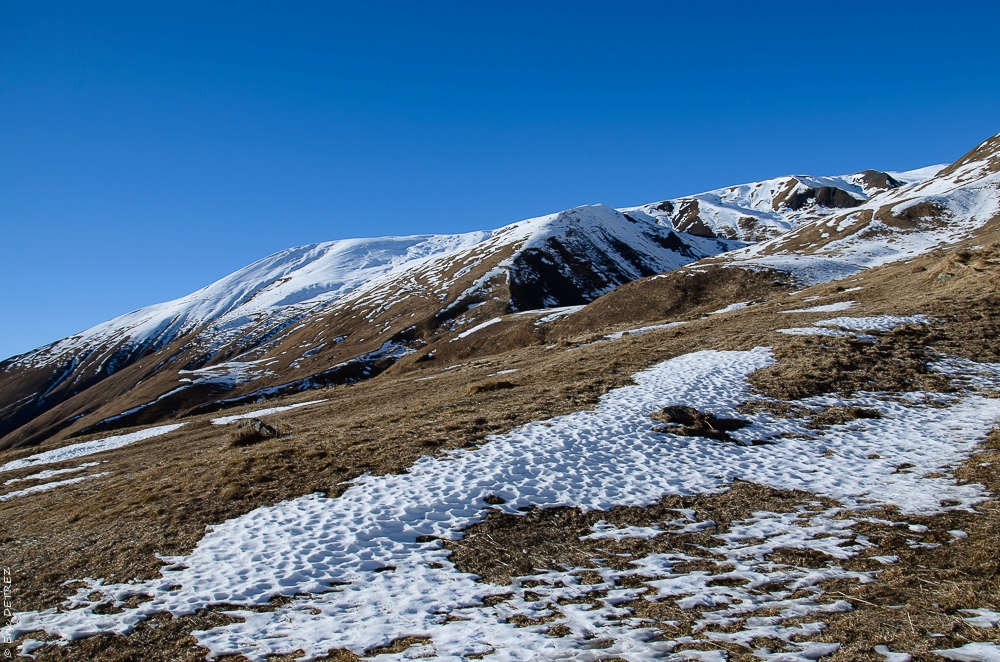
[857,170,902,192]
[783,186,863,211]
[672,200,718,238]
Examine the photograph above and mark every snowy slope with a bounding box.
[715,134,1000,284]
[623,166,944,242]
[9,233,490,372]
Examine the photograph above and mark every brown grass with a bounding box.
[228,418,280,447]
[807,405,882,429]
[467,380,518,395]
[649,405,750,441]
[3,238,1000,660]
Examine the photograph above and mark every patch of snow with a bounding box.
[210,400,327,425]
[815,315,932,332]
[604,321,687,340]
[0,424,185,473]
[781,301,856,314]
[581,521,664,540]
[709,301,752,315]
[959,608,1000,628]
[534,305,586,324]
[451,317,502,342]
[934,642,1000,661]
[179,359,275,387]
[3,462,101,485]
[0,472,110,501]
[874,644,912,661]
[775,327,876,342]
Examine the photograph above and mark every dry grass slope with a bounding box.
[2,235,999,660]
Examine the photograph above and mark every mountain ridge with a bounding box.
[1,136,996,451]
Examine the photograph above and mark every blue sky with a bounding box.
[2,1,998,360]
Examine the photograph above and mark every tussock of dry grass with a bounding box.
[649,405,750,441]
[807,405,882,428]
[467,380,518,395]
[750,326,951,400]
[228,418,280,447]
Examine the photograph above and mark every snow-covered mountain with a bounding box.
[0,203,736,448]
[624,166,945,242]
[711,134,1000,284]
[2,134,997,451]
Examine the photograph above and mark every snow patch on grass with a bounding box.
[815,315,932,331]
[210,400,327,425]
[451,317,502,341]
[3,462,101,485]
[604,321,687,340]
[0,472,110,501]
[781,301,856,314]
[709,301,752,315]
[0,424,185,473]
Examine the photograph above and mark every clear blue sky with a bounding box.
[2,1,998,360]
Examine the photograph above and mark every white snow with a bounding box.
[534,305,585,324]
[776,327,875,342]
[960,608,1000,628]
[781,301,856,314]
[451,317,502,341]
[934,643,1000,661]
[815,315,931,331]
[581,521,664,540]
[13,233,490,371]
[7,346,1000,660]
[0,472,110,501]
[604,321,687,340]
[0,424,185,473]
[621,166,916,243]
[3,462,101,485]
[178,359,275,387]
[210,400,328,425]
[714,147,1000,286]
[874,644,912,661]
[709,301,752,315]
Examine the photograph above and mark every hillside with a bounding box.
[0,160,953,452]
[1,134,999,662]
[0,205,738,449]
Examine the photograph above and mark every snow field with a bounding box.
[6,340,1000,660]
